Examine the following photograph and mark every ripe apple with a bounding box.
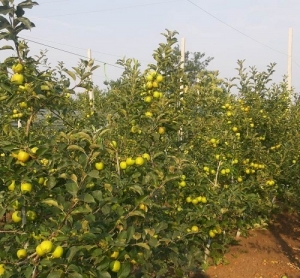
[17,249,27,259]
[144,96,152,103]
[179,181,186,187]
[158,127,165,134]
[152,81,158,88]
[120,161,127,170]
[12,63,23,73]
[110,260,121,273]
[0,264,4,275]
[126,157,135,166]
[19,101,28,109]
[142,153,150,161]
[191,226,199,232]
[31,147,38,154]
[11,73,24,85]
[36,245,45,256]
[17,150,30,162]
[186,196,192,203]
[38,177,45,185]
[110,251,119,259]
[40,240,53,253]
[209,230,216,238]
[145,111,153,118]
[146,74,153,81]
[12,211,22,223]
[8,180,15,191]
[139,203,148,212]
[192,199,199,205]
[156,74,163,82]
[201,197,207,203]
[135,156,144,166]
[210,138,217,144]
[146,81,153,89]
[95,162,104,170]
[52,246,63,258]
[153,91,161,98]
[21,182,32,193]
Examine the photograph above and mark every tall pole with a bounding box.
[180,37,185,69]
[287,28,293,91]
[87,49,94,102]
[180,37,185,93]
[179,38,185,142]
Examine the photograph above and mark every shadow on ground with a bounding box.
[268,213,300,269]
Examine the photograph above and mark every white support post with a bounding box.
[180,37,185,71]
[87,49,94,103]
[180,37,185,94]
[179,38,185,142]
[17,119,22,128]
[287,28,293,91]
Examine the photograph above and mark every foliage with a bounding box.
[0,1,300,278]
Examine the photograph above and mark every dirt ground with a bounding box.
[203,213,300,278]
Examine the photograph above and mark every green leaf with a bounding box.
[97,271,111,278]
[0,31,9,40]
[154,221,168,233]
[47,270,64,278]
[0,15,10,29]
[71,206,92,215]
[17,16,34,30]
[126,226,135,243]
[0,45,13,50]
[0,208,5,218]
[0,82,12,92]
[45,176,57,189]
[117,262,131,278]
[0,6,13,15]
[23,266,34,278]
[88,170,99,178]
[18,1,39,9]
[128,210,145,218]
[134,242,150,250]
[90,65,100,71]
[66,182,78,196]
[77,131,92,142]
[92,190,103,201]
[83,193,95,203]
[129,185,144,195]
[90,151,101,161]
[42,199,64,210]
[67,273,83,278]
[64,69,76,81]
[67,144,86,153]
[66,246,83,263]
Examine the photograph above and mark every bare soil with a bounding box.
[204,213,300,278]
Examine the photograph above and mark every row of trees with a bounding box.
[0,1,299,277]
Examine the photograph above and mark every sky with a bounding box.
[1,0,300,92]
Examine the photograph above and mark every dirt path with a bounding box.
[204,213,300,278]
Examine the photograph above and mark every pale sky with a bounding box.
[2,0,300,92]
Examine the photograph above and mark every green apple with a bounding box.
[11,73,24,84]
